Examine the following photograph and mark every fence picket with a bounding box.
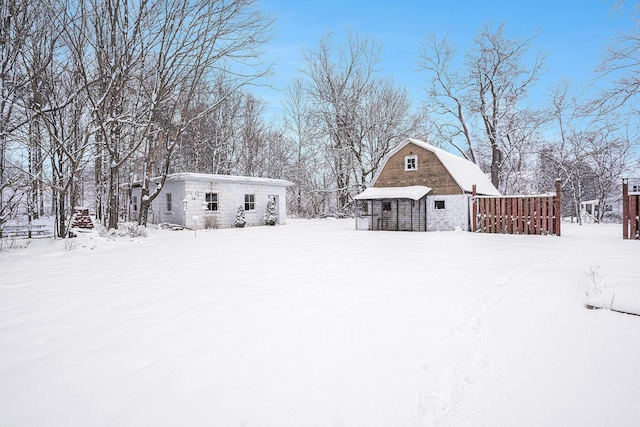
[535,197,541,235]
[631,195,638,240]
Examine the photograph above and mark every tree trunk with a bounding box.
[138,186,150,227]
[58,193,67,238]
[490,143,502,190]
[107,165,119,229]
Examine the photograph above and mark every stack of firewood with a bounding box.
[71,208,94,229]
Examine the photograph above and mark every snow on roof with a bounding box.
[372,138,501,196]
[155,173,293,187]
[354,185,432,201]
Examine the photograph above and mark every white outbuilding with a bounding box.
[129,173,293,229]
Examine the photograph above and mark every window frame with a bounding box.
[434,200,446,210]
[405,155,418,171]
[132,195,138,212]
[205,192,218,212]
[244,194,255,211]
[166,193,172,212]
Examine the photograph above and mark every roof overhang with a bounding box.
[354,185,432,201]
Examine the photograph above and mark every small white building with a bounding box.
[354,138,500,231]
[130,173,293,229]
[580,199,618,223]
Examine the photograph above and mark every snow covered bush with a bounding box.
[98,222,147,239]
[120,223,148,238]
[264,199,277,226]
[235,205,246,228]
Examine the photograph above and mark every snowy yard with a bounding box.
[1,219,639,426]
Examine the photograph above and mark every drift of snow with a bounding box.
[1,219,639,426]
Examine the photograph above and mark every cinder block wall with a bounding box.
[426,195,471,231]
[171,180,288,229]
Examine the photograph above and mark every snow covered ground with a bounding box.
[1,219,639,426]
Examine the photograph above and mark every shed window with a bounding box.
[205,193,218,211]
[166,193,172,212]
[132,196,138,212]
[244,194,255,211]
[382,201,392,211]
[434,200,446,210]
[405,155,418,171]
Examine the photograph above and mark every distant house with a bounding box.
[580,199,619,223]
[130,173,293,229]
[354,138,500,231]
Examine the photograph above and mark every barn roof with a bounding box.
[371,138,501,196]
[354,185,432,201]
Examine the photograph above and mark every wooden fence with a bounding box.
[472,180,562,236]
[622,179,640,240]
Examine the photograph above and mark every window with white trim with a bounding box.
[132,195,138,212]
[434,200,446,210]
[166,193,172,211]
[405,155,418,171]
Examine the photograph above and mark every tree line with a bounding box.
[1,0,639,237]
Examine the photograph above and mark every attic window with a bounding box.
[405,155,418,171]
[434,200,446,210]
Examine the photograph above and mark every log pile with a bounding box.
[72,208,94,229]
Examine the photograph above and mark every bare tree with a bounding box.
[302,31,381,213]
[54,0,273,228]
[592,2,640,114]
[585,122,633,222]
[419,23,547,193]
[355,78,421,190]
[301,31,419,214]
[418,35,478,162]
[543,80,634,223]
[282,77,331,216]
[18,0,95,237]
[173,76,243,175]
[132,0,273,227]
[0,0,32,223]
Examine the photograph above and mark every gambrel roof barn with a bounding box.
[355,138,499,231]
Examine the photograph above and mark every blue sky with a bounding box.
[255,0,636,118]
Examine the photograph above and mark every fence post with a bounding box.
[623,178,629,240]
[472,185,477,232]
[555,179,562,237]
